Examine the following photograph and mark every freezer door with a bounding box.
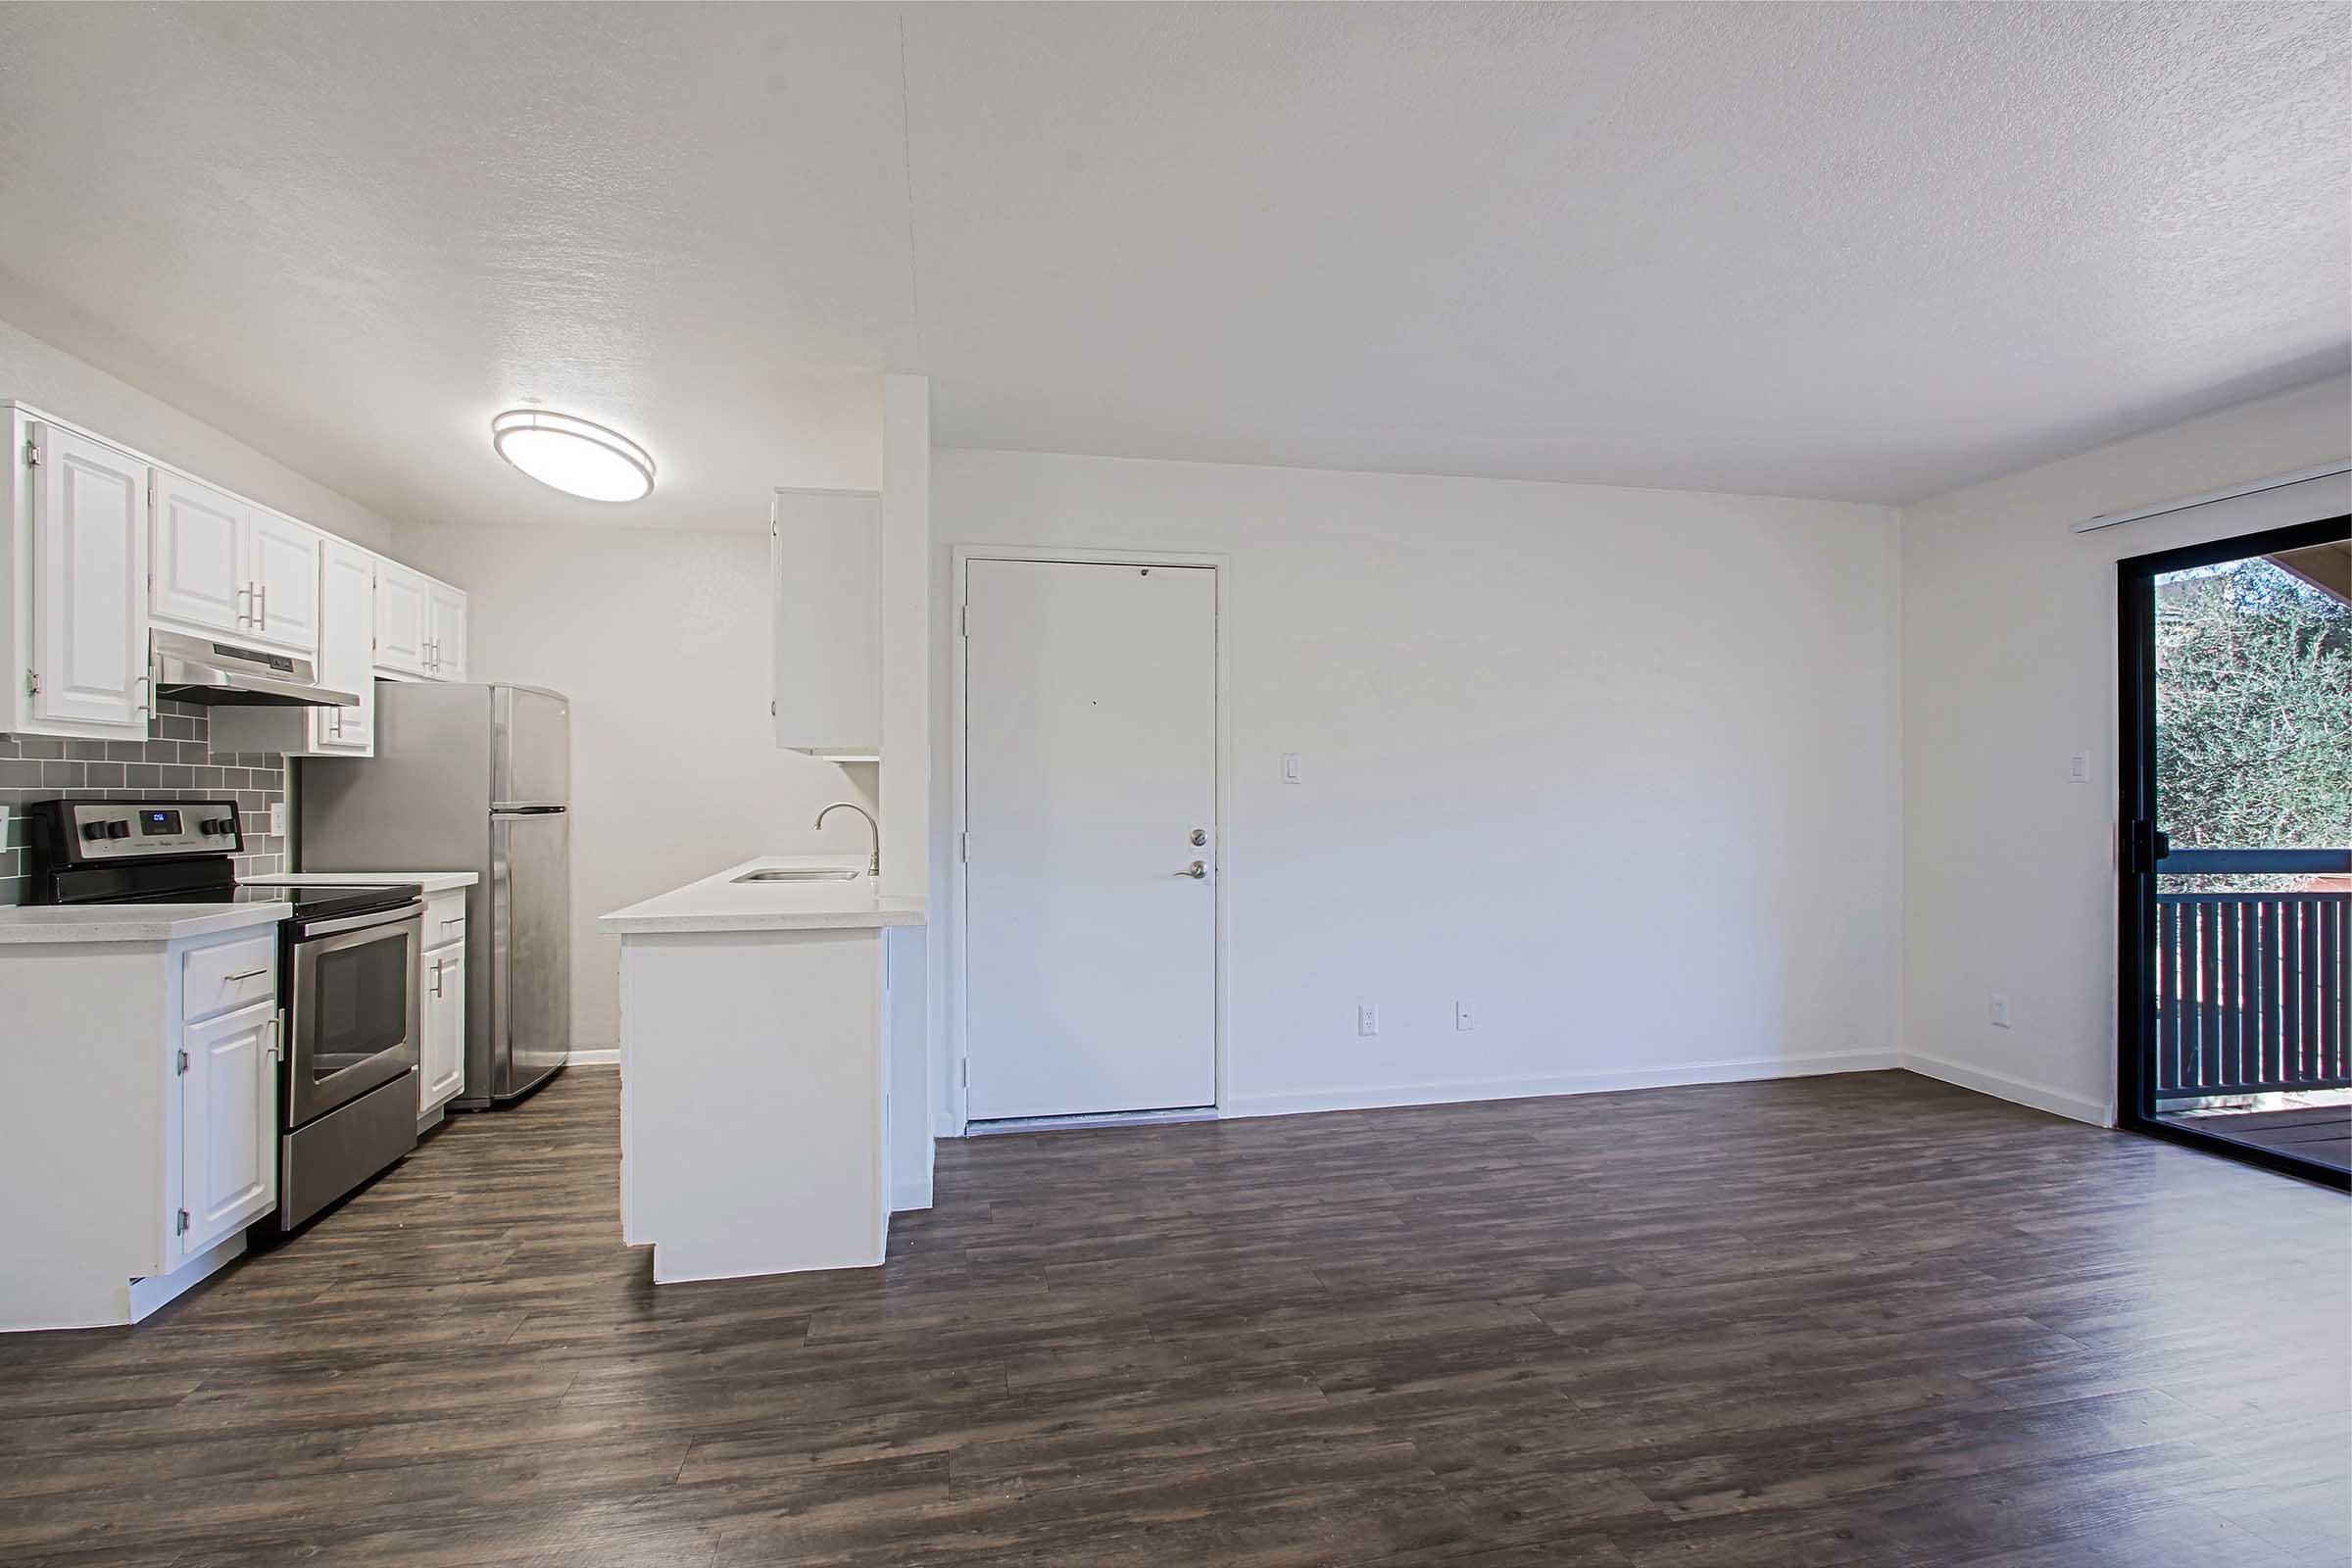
[492,808,571,1098]
[494,686,570,808]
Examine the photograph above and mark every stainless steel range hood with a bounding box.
[152,629,359,708]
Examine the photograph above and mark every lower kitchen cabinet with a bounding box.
[0,909,286,1331]
[418,888,468,1125]
[178,999,281,1257]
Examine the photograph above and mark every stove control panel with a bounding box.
[34,800,243,861]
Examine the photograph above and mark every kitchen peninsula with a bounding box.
[599,857,923,1283]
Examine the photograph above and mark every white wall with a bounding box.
[392,521,876,1052]
[0,315,404,554]
[930,449,1903,1125]
[1898,376,2352,1125]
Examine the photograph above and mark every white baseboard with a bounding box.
[567,1049,619,1067]
[1899,1051,2113,1127]
[128,1230,247,1323]
[1221,1049,1901,1121]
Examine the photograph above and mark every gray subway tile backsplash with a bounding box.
[0,700,287,906]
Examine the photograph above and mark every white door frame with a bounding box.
[949,544,1232,1134]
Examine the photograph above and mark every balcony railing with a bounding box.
[2152,878,2350,1101]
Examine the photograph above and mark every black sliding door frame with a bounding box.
[2117,512,2352,1191]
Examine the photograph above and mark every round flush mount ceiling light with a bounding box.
[491,409,655,502]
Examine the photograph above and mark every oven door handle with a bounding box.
[297,903,425,939]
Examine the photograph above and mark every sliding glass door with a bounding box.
[2119,514,2351,1189]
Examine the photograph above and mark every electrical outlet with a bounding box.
[1988,992,2011,1029]
[1455,999,1476,1031]
[1356,1003,1379,1037]
[268,802,287,837]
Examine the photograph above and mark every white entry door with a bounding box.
[964,559,1217,1120]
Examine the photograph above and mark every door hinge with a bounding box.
[176,1048,189,1075]
[23,437,39,468]
[770,701,777,717]
[960,1059,968,1088]
[24,669,38,698]
[958,604,969,638]
[959,830,968,862]
[175,1208,190,1236]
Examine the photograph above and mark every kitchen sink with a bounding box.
[732,867,863,883]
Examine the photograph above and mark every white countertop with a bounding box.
[243,871,480,895]
[599,857,924,935]
[0,902,289,945]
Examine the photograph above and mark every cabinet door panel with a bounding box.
[310,539,375,753]
[32,426,150,731]
[422,944,466,1110]
[426,580,466,680]
[374,562,429,675]
[247,510,322,653]
[151,470,248,635]
[180,1001,277,1257]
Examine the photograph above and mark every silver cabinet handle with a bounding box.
[235,583,254,627]
[223,967,270,981]
[257,581,268,630]
[1177,860,1207,879]
[429,956,444,997]
[266,1013,284,1063]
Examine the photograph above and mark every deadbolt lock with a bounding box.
[1189,828,1207,847]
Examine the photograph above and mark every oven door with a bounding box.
[286,907,421,1128]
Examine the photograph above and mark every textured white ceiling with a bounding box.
[0,2,2344,531]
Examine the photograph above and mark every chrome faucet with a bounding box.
[814,802,880,878]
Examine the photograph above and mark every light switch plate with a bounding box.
[1988,992,2012,1029]
[2069,753,2090,783]
[1455,1000,1476,1031]
[269,802,287,837]
[1281,753,1302,784]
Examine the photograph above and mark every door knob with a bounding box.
[1177,860,1206,879]
[1189,828,1207,847]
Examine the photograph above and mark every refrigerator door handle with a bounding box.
[490,804,567,815]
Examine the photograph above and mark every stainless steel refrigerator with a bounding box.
[300,683,571,1106]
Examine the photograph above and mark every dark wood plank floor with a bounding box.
[2162,1104,2352,1175]
[1,1069,2345,1567]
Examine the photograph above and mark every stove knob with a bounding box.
[80,821,107,841]
[212,817,237,836]
[104,819,130,839]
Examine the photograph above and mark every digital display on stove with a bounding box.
[139,809,182,836]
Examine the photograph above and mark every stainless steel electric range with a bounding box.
[24,798,424,1230]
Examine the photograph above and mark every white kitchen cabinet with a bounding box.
[176,999,279,1261]
[426,578,467,680]
[16,418,151,738]
[207,534,377,758]
[420,936,466,1124]
[150,468,247,633]
[6,401,468,741]
[373,559,430,675]
[311,539,375,753]
[247,507,322,654]
[0,907,286,1331]
[770,487,880,760]
[149,471,320,655]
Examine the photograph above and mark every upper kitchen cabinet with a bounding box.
[207,534,377,758]
[149,470,321,656]
[373,559,429,674]
[427,578,467,681]
[374,561,466,680]
[771,487,880,760]
[5,412,152,738]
